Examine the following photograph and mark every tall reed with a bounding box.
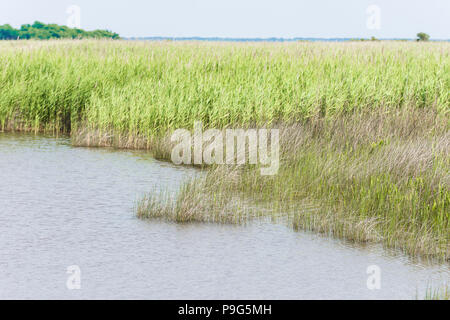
[0,40,448,136]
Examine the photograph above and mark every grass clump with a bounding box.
[424,285,449,300]
[137,171,257,225]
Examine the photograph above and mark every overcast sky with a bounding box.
[2,0,449,39]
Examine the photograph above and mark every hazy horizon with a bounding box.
[2,0,449,40]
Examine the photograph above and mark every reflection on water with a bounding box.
[0,133,448,299]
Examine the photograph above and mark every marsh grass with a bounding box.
[1,40,448,134]
[138,109,449,260]
[71,126,175,160]
[1,40,448,260]
[424,285,449,300]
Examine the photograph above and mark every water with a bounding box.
[127,37,450,42]
[0,133,448,299]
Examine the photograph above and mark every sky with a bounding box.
[1,0,449,39]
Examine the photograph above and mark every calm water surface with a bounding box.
[0,133,448,299]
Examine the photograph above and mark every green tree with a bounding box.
[417,32,430,41]
[31,21,46,29]
[0,21,120,40]
[0,24,19,40]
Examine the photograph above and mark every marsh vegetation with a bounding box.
[0,40,448,260]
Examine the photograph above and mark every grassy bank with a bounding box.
[137,108,449,260]
[1,40,448,260]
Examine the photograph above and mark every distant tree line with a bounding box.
[0,21,120,40]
